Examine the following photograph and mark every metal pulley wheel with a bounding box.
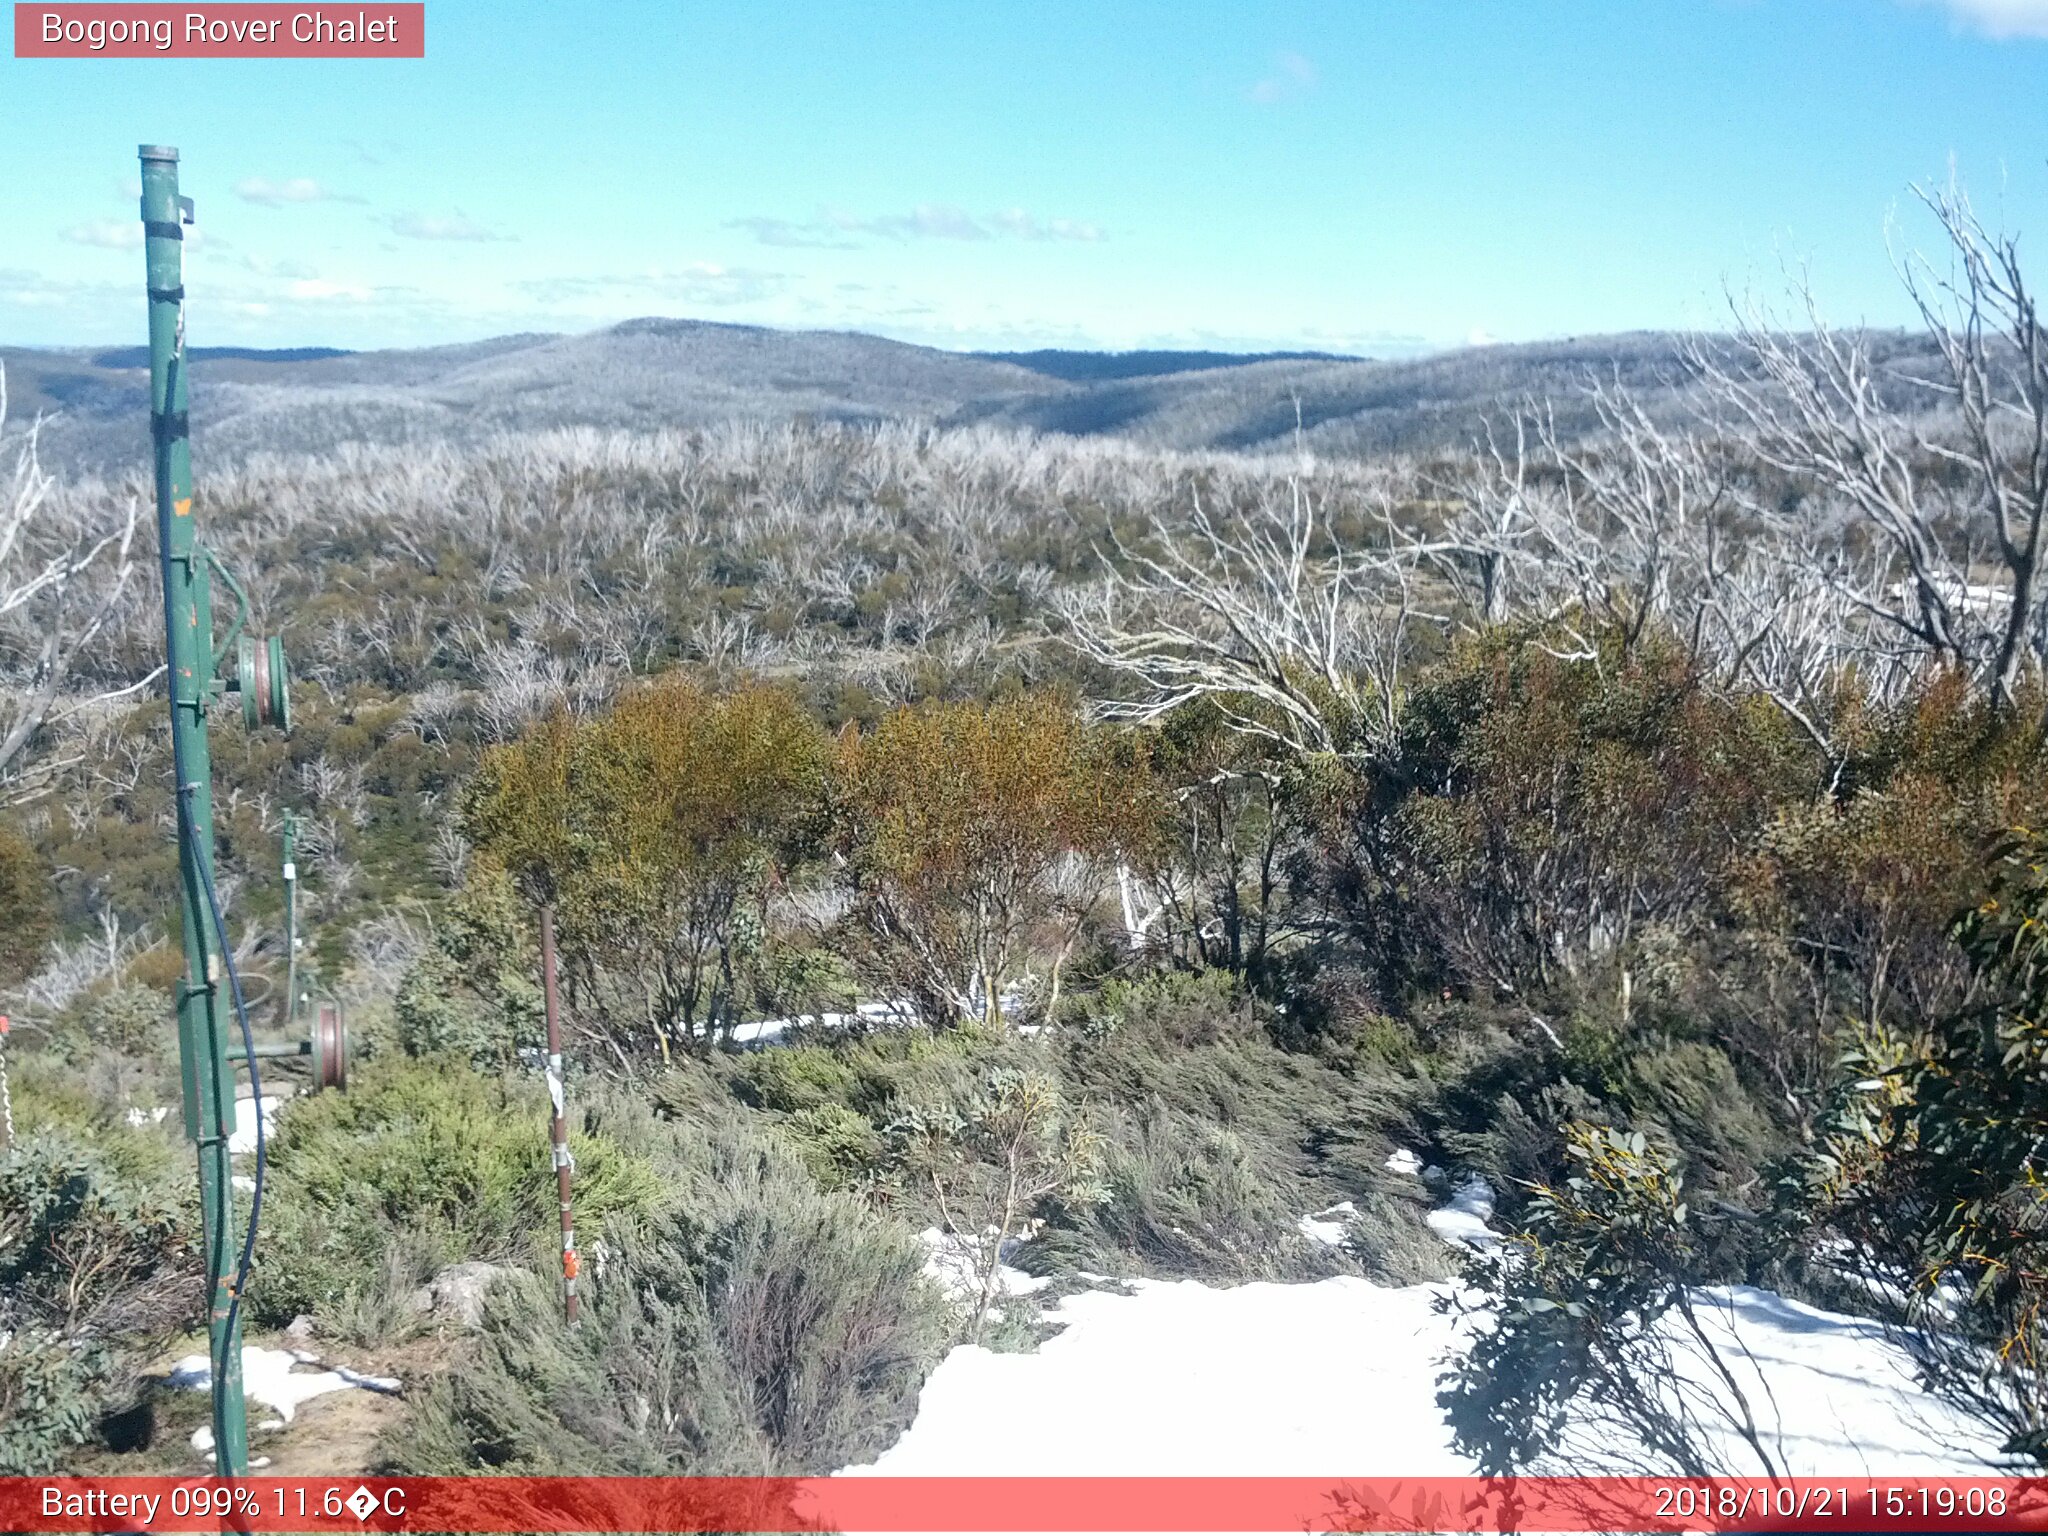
[312,1003,347,1091]
[235,633,291,732]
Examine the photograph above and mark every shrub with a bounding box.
[391,864,544,1069]
[1437,1122,1787,1478]
[1041,969,1424,1279]
[1624,1040,1778,1191]
[1342,1181,1453,1286]
[0,1329,112,1475]
[248,1057,660,1326]
[779,1104,881,1190]
[0,1134,198,1473]
[391,1132,946,1475]
[726,1046,861,1114]
[1041,1101,1334,1283]
[462,679,833,1053]
[0,822,56,987]
[1831,826,2048,1464]
[0,1133,197,1339]
[887,1067,1103,1339]
[1368,634,1809,996]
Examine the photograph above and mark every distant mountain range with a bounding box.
[0,317,1731,478]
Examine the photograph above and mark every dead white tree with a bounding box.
[1427,415,1545,627]
[1059,475,1427,761]
[1532,379,1735,660]
[1694,177,2048,712]
[0,365,143,782]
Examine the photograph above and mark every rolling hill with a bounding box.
[1,318,1770,479]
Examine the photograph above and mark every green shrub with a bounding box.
[779,1103,880,1189]
[248,1057,660,1326]
[727,1046,861,1114]
[390,866,545,1069]
[0,1135,197,1473]
[0,1133,197,1338]
[392,950,502,1065]
[1342,1181,1453,1286]
[1039,1102,1336,1283]
[4,1050,181,1186]
[1438,1122,1783,1478]
[1624,1040,1778,1190]
[0,822,56,987]
[886,1067,1103,1339]
[390,1131,946,1475]
[0,1328,112,1474]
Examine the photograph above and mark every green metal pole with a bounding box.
[141,144,250,1477]
[281,811,299,1029]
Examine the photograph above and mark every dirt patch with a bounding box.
[253,1385,404,1476]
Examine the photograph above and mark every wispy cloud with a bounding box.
[518,262,785,307]
[991,208,1106,242]
[1913,0,2048,35]
[732,204,1105,247]
[847,204,992,241]
[63,220,209,249]
[287,277,376,302]
[0,266,145,312]
[62,220,143,250]
[1248,50,1317,104]
[234,176,357,206]
[728,216,862,250]
[386,211,514,242]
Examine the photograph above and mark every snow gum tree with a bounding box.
[834,695,1159,1029]
[461,678,832,1056]
[1822,826,2048,1463]
[1438,1123,1791,1479]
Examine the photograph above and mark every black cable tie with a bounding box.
[151,410,190,442]
[143,219,184,241]
[147,285,185,304]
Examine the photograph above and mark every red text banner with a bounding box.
[14,5,424,57]
[5,1475,2048,1534]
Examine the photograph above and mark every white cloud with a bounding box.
[387,211,513,242]
[234,177,347,206]
[992,209,1106,243]
[733,205,1106,247]
[1466,328,1498,348]
[288,277,373,302]
[1249,50,1316,104]
[518,262,786,307]
[855,204,990,241]
[62,220,142,249]
[0,266,142,312]
[727,216,861,249]
[1914,0,2048,34]
[63,220,207,249]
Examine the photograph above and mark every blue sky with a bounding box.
[4,0,2046,354]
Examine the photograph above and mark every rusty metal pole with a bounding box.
[539,906,578,1322]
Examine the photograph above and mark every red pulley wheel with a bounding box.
[313,1003,348,1091]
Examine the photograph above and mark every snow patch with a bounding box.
[728,999,917,1049]
[1384,1147,1423,1177]
[1425,1176,1500,1251]
[169,1345,400,1430]
[226,1096,286,1156]
[1297,1202,1357,1247]
[840,1273,1996,1477]
[919,1227,1049,1303]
